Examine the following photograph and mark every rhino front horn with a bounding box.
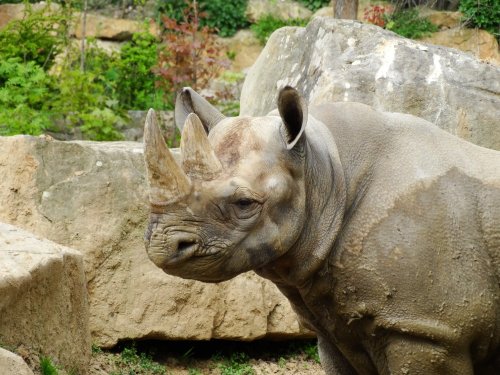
[181,113,222,179]
[144,109,192,205]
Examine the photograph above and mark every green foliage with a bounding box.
[50,68,125,140]
[91,343,103,354]
[114,32,164,110]
[0,58,53,136]
[216,352,255,375]
[40,356,59,375]
[385,8,438,39]
[159,0,249,37]
[296,0,331,11]
[251,15,309,45]
[459,0,500,37]
[115,344,166,374]
[199,0,249,37]
[302,342,320,364]
[155,2,229,107]
[0,2,69,68]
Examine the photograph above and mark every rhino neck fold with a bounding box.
[257,117,347,289]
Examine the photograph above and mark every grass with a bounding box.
[40,357,59,375]
[215,352,255,375]
[112,344,166,375]
[91,339,321,374]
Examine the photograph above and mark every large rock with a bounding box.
[0,2,60,29]
[0,348,34,375]
[220,30,264,71]
[72,13,158,40]
[246,0,312,22]
[0,222,90,374]
[240,18,500,151]
[0,135,312,348]
[421,28,500,66]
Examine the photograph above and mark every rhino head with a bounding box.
[143,86,326,283]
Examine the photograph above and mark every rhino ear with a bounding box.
[175,87,226,133]
[277,86,308,150]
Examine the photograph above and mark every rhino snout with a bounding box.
[147,231,201,267]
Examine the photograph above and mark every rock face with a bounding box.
[72,13,158,40]
[421,28,500,66]
[0,135,312,348]
[246,0,312,22]
[0,222,90,373]
[240,18,500,151]
[0,348,34,375]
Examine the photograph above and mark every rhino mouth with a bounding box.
[160,241,223,268]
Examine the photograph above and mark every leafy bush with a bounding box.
[251,15,309,45]
[0,4,126,140]
[0,58,52,136]
[200,0,249,37]
[385,8,438,39]
[459,0,500,37]
[296,0,331,11]
[0,2,69,68]
[363,4,392,28]
[113,32,164,110]
[159,0,249,37]
[155,2,229,107]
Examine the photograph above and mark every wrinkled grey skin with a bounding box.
[143,86,500,375]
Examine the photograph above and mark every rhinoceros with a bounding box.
[143,86,500,375]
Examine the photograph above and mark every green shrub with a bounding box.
[200,0,249,37]
[459,0,500,37]
[251,15,309,45]
[0,2,70,68]
[0,58,53,136]
[296,0,331,11]
[114,32,164,110]
[49,68,125,140]
[159,0,249,37]
[385,8,438,39]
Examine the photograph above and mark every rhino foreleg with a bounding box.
[318,335,357,375]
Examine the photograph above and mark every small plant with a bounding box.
[296,0,331,11]
[217,352,255,375]
[188,368,202,375]
[40,356,59,375]
[251,15,309,45]
[385,8,438,39]
[116,344,166,374]
[363,4,392,28]
[155,1,229,107]
[302,342,320,364]
[91,343,103,354]
[459,0,500,38]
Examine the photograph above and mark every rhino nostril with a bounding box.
[177,239,197,253]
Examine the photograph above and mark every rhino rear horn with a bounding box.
[278,86,308,150]
[175,87,226,133]
[181,113,222,179]
[144,109,192,205]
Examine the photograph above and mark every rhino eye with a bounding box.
[231,197,261,220]
[235,198,255,208]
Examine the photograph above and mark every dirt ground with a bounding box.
[89,339,325,375]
